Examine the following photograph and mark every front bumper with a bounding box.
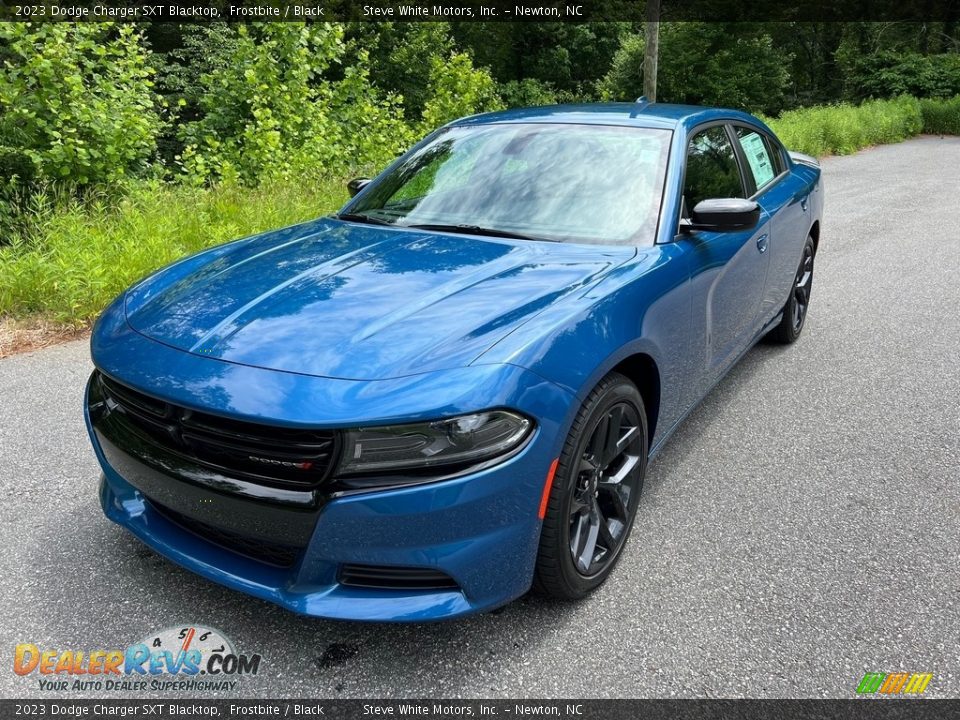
[84,335,574,621]
[94,460,543,621]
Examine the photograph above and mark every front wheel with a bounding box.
[768,236,815,344]
[534,372,648,600]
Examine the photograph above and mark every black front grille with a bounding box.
[97,372,338,489]
[151,500,302,568]
[339,564,460,591]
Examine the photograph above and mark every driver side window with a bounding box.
[683,126,745,216]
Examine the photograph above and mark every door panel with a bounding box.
[732,126,810,324]
[682,210,771,388]
[763,179,811,321]
[679,124,772,399]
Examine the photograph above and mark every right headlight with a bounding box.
[336,410,533,476]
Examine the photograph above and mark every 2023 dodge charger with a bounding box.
[85,102,823,621]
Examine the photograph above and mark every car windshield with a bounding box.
[344,122,673,245]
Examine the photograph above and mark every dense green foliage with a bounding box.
[843,51,960,101]
[177,24,411,185]
[450,23,623,100]
[4,95,956,325]
[0,21,503,219]
[764,96,924,156]
[2,20,959,205]
[0,24,161,220]
[418,52,503,131]
[600,24,793,115]
[2,21,960,328]
[349,22,455,119]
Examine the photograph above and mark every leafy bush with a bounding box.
[765,96,923,156]
[349,22,455,120]
[919,95,960,135]
[5,91,960,328]
[844,51,960,101]
[499,78,561,108]
[599,24,793,116]
[179,23,411,185]
[0,24,161,191]
[321,52,415,175]
[0,177,347,322]
[450,23,623,98]
[418,52,503,132]
[152,24,243,165]
[177,22,336,184]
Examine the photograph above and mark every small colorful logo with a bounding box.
[856,672,933,695]
[13,624,261,692]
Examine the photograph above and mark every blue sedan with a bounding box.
[85,102,823,621]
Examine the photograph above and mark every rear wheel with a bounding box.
[768,236,815,344]
[534,372,648,599]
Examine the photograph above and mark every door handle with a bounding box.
[757,234,769,253]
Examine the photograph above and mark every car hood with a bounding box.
[125,218,633,380]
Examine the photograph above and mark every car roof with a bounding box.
[451,102,764,132]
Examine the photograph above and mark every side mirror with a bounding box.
[347,178,371,198]
[686,198,760,232]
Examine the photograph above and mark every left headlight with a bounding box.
[337,410,533,476]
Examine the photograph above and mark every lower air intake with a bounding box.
[339,564,459,591]
[151,500,303,568]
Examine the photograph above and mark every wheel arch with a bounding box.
[809,220,820,255]
[609,353,661,447]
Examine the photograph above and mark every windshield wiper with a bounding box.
[335,212,394,226]
[401,223,552,242]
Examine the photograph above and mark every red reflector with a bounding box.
[538,459,560,520]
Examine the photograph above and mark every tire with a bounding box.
[534,372,648,600]
[768,235,816,344]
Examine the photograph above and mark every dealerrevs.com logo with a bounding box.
[13,625,261,693]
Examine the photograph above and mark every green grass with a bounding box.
[0,178,347,323]
[763,96,924,157]
[919,95,960,135]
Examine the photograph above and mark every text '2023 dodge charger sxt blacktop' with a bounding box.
[85,101,823,621]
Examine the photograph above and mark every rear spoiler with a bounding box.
[788,150,820,168]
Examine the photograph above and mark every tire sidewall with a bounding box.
[787,237,816,340]
[551,378,648,596]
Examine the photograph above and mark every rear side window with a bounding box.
[734,126,783,191]
[768,135,787,175]
[683,126,745,213]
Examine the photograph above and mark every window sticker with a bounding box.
[740,132,775,188]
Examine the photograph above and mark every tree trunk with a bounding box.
[644,0,661,102]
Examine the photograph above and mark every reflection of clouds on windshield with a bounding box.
[356,124,671,245]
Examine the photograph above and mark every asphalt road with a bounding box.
[1,137,958,700]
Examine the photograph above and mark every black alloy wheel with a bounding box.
[791,242,814,332]
[769,235,816,344]
[534,372,648,599]
[568,401,644,575]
